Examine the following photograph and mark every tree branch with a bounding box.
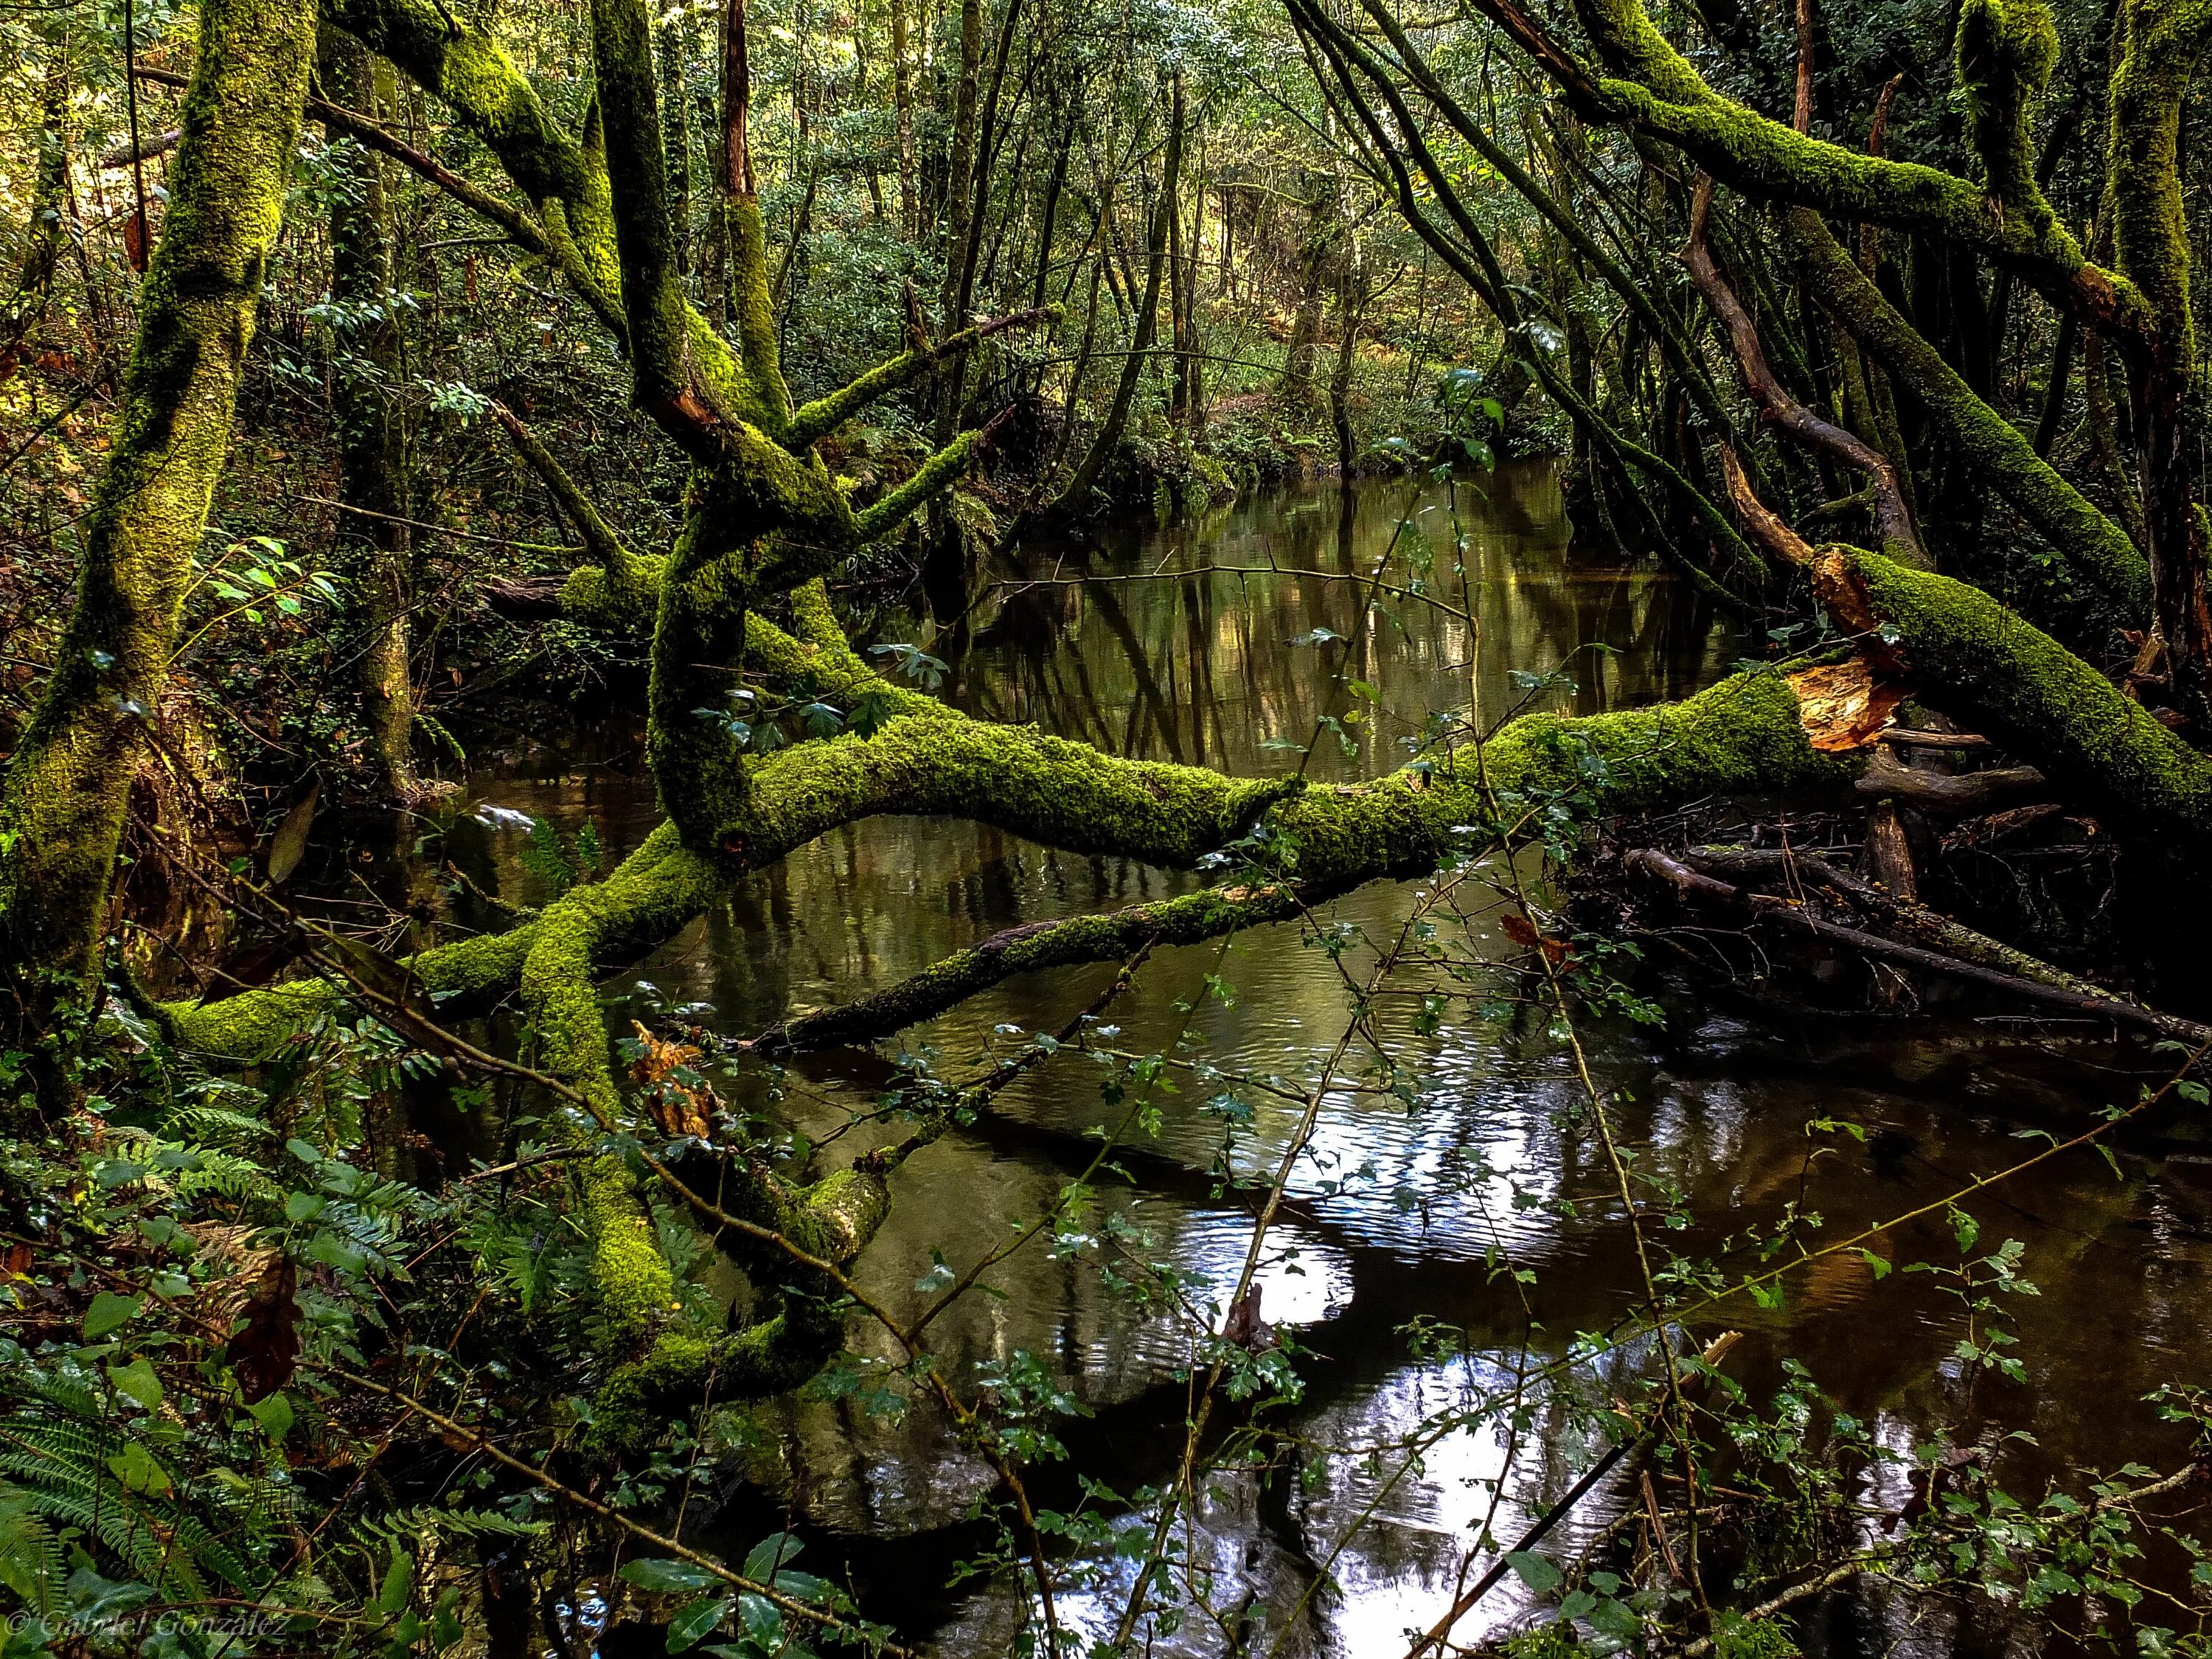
[1685,176,1922,564]
[1787,204,2150,622]
[1439,0,2148,342]
[785,305,1053,451]
[748,882,1309,1056]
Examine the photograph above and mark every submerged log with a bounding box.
[1683,844,2138,1008]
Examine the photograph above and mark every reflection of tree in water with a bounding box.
[953,466,1731,781]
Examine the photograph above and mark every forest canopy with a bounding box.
[5,0,2212,1646]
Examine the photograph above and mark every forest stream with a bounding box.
[437,469,2212,1659]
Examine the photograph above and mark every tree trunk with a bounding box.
[1330,248,1367,477]
[323,31,420,797]
[1048,77,1183,521]
[4,46,69,348]
[0,0,318,1060]
[891,0,917,240]
[1281,182,1331,401]
[655,6,693,274]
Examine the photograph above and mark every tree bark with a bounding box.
[1048,79,1183,521]
[0,0,319,1051]
[322,31,420,797]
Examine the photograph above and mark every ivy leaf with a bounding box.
[105,1357,162,1411]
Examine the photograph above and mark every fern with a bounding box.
[343,1503,546,1556]
[0,1483,63,1613]
[0,1368,268,1602]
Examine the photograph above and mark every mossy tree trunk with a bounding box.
[2106,0,2212,708]
[0,0,319,1060]
[322,30,420,798]
[4,43,70,349]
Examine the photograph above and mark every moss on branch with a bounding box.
[1562,0,2142,335]
[784,306,1054,452]
[0,0,319,1006]
[1848,550,2212,850]
[1787,207,2149,631]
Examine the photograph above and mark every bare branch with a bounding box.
[1685,176,1923,564]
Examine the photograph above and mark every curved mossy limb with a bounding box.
[166,823,709,1059]
[1787,207,2150,632]
[1554,0,2139,335]
[173,667,1850,1065]
[587,1307,841,1456]
[1847,551,2212,852]
[588,1164,891,1455]
[0,0,319,1018]
[518,844,724,1336]
[709,666,1850,880]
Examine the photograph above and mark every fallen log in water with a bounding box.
[1626,849,2212,1045]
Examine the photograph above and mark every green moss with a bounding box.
[164,826,700,1057]
[0,0,319,1006]
[587,1304,838,1456]
[1714,1618,1804,1659]
[1788,209,2149,630]
[1852,549,2212,849]
[2108,0,2212,366]
[1568,0,2121,321]
[1955,0,2059,206]
[710,711,1304,870]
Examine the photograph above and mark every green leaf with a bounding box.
[105,1441,170,1496]
[619,1559,720,1594]
[742,1533,805,1583]
[82,1291,142,1341]
[666,1596,732,1651]
[105,1357,162,1411]
[246,1391,295,1441]
[1505,1551,1562,1596]
[432,1587,465,1652]
[376,1549,413,1615]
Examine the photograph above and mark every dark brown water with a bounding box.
[454,467,2212,1658]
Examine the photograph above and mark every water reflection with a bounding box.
[456,468,2212,1657]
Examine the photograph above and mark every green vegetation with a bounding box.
[6,0,2212,1646]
